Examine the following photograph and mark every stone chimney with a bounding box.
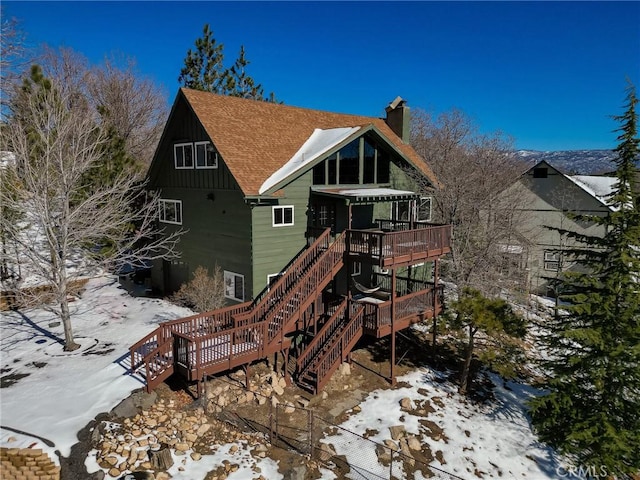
[385,96,410,143]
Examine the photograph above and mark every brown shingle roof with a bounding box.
[181,88,438,196]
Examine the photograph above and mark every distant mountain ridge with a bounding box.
[515,149,617,175]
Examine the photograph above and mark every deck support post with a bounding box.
[243,364,250,391]
[283,348,291,386]
[432,259,440,349]
[390,267,397,386]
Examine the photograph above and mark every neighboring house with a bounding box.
[148,89,439,300]
[504,160,616,295]
[131,90,451,395]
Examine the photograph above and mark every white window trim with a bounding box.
[174,142,194,169]
[544,250,561,271]
[159,199,183,225]
[272,205,295,227]
[416,196,433,223]
[224,270,245,302]
[195,141,218,169]
[267,272,284,291]
[351,261,361,277]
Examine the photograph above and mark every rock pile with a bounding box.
[91,397,270,479]
[206,370,290,412]
[373,397,438,470]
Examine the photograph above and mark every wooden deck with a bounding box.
[346,223,451,267]
[130,222,451,394]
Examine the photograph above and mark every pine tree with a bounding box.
[529,83,640,476]
[178,24,227,94]
[225,45,265,100]
[178,24,278,102]
[451,288,526,395]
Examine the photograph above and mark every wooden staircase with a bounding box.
[130,222,452,394]
[130,228,344,392]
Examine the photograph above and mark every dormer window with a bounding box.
[195,141,218,169]
[174,143,194,169]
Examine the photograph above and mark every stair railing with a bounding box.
[296,297,348,376]
[263,232,346,346]
[313,303,365,393]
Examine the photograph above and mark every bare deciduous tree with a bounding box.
[86,55,168,167]
[1,8,28,114]
[36,46,168,167]
[170,265,226,313]
[410,108,531,294]
[0,73,181,351]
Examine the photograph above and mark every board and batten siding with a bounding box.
[148,94,252,298]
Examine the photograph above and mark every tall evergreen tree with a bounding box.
[178,24,227,94]
[529,83,640,476]
[225,45,264,100]
[178,24,278,102]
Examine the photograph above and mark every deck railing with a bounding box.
[130,302,251,371]
[361,285,443,332]
[172,321,269,380]
[371,274,434,297]
[346,224,451,262]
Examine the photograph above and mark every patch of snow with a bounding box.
[0,275,194,457]
[321,369,566,479]
[567,174,617,209]
[259,127,360,194]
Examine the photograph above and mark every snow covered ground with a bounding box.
[1,274,570,479]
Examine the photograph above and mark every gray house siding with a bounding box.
[507,162,610,294]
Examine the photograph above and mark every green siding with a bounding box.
[147,94,251,300]
[150,98,434,299]
[251,171,313,297]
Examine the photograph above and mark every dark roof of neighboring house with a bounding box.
[527,160,618,210]
[179,88,438,196]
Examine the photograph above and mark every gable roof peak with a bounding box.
[177,89,437,195]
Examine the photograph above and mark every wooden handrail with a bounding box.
[313,304,365,392]
[297,297,348,375]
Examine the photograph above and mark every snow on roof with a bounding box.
[316,187,417,198]
[567,174,617,210]
[258,127,360,195]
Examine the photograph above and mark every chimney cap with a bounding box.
[385,96,406,113]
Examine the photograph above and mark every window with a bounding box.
[544,250,561,271]
[416,196,432,222]
[267,273,284,290]
[351,261,361,277]
[392,201,410,221]
[533,167,548,178]
[174,143,194,169]
[338,139,360,184]
[224,271,245,301]
[195,141,218,169]
[159,199,182,225]
[311,137,391,186]
[272,206,294,227]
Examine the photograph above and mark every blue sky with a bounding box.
[4,1,640,151]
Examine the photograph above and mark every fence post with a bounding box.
[389,447,393,478]
[269,401,275,445]
[308,409,314,457]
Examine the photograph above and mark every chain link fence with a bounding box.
[261,402,464,480]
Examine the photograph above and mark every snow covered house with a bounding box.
[132,89,451,395]
[504,160,617,295]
